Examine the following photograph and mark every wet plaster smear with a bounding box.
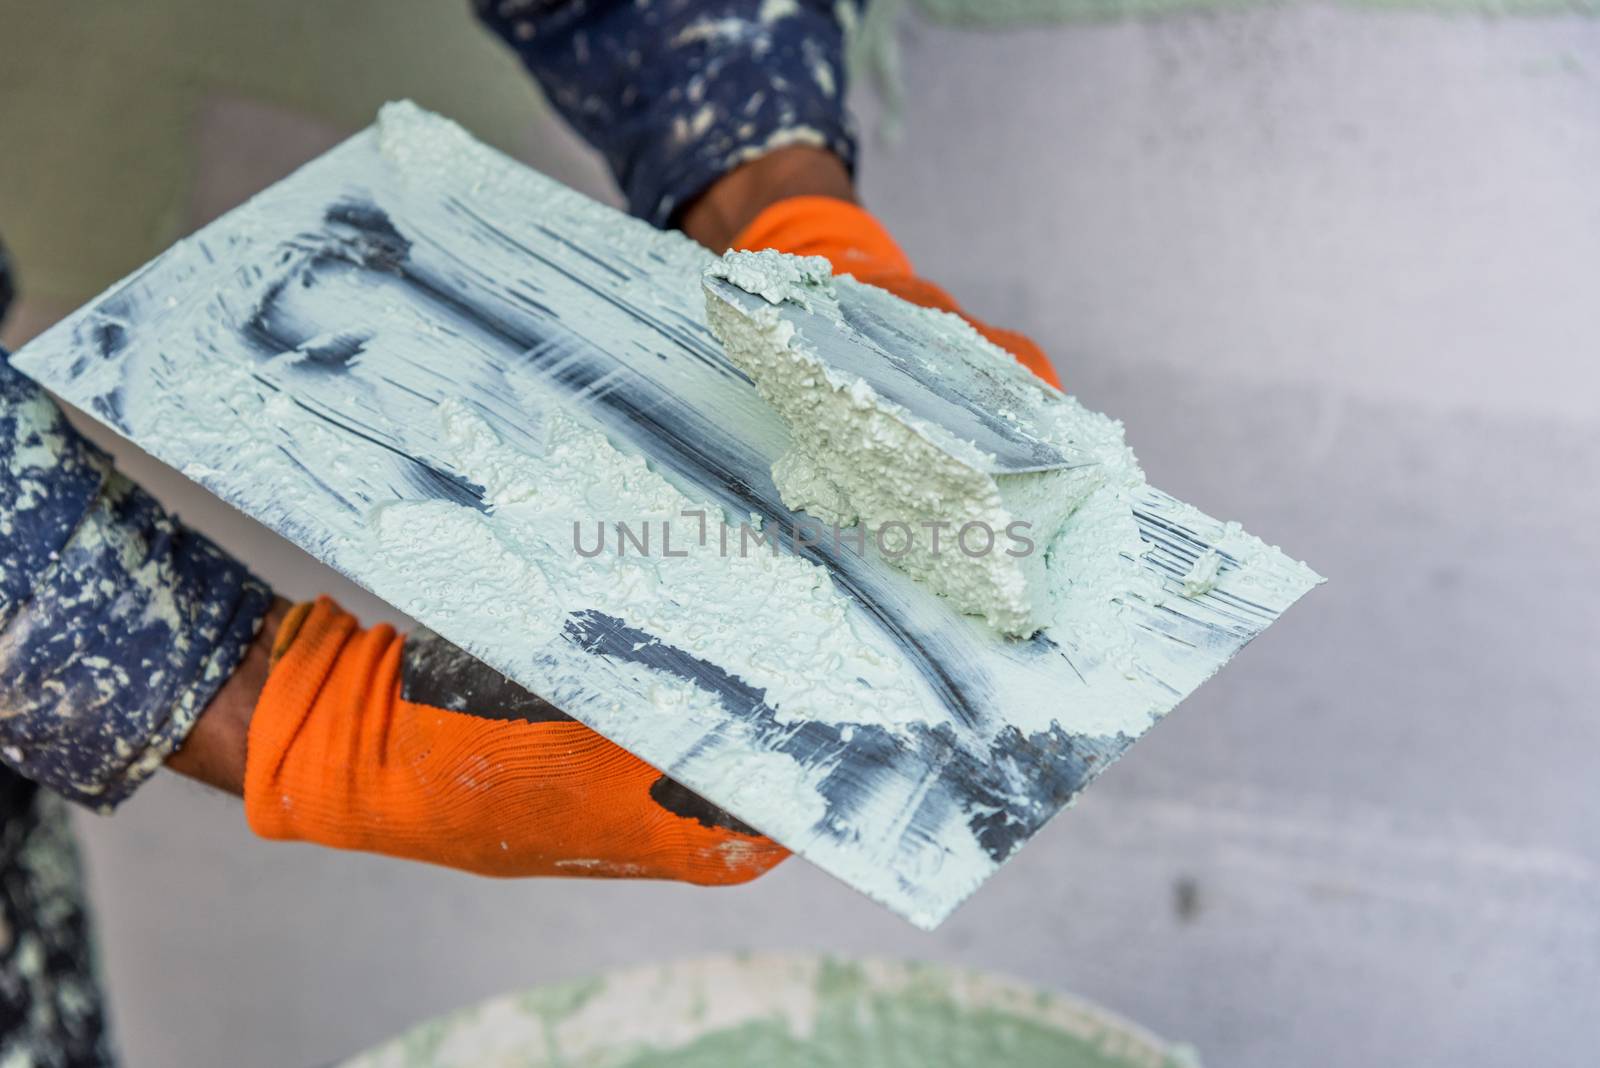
[14,103,1320,928]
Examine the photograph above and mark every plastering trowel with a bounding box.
[13,102,1319,929]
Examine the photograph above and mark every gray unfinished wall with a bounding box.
[2,3,1597,1066]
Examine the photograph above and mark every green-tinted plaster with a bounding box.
[605,959,1190,1068]
[343,956,1199,1068]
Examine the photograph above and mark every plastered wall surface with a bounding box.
[2,4,1597,1066]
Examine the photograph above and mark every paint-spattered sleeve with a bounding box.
[0,351,273,811]
[475,0,862,227]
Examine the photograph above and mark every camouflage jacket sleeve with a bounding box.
[0,350,272,811]
[475,0,863,227]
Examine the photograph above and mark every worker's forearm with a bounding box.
[476,0,862,229]
[0,351,273,810]
[679,146,855,253]
[167,596,288,796]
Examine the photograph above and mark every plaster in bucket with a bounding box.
[341,954,1200,1068]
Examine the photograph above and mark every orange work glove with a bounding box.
[244,597,788,884]
[730,196,1062,389]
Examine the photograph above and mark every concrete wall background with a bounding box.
[3,4,1597,1066]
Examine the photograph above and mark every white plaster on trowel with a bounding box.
[379,401,931,728]
[705,251,1101,638]
[1181,549,1224,598]
[703,246,1322,744]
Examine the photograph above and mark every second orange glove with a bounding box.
[244,597,788,885]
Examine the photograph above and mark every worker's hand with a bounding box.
[728,195,1061,389]
[243,597,788,885]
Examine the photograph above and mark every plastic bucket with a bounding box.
[343,954,1197,1067]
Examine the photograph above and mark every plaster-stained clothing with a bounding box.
[0,349,273,810]
[0,774,114,1067]
[475,0,863,227]
[1,255,268,1061]
[1,245,118,1067]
